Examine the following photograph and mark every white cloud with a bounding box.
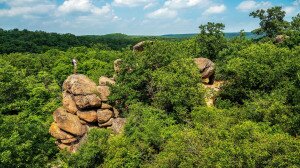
[284,6,296,15]
[113,0,155,7]
[57,0,93,13]
[147,8,177,19]
[0,0,56,17]
[284,0,300,16]
[164,0,211,9]
[144,2,157,9]
[236,0,272,12]
[203,4,226,15]
[56,0,116,19]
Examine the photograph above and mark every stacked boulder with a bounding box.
[49,74,125,152]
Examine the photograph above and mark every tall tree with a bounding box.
[197,22,227,60]
[250,6,289,38]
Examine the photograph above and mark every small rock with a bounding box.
[73,94,101,109]
[97,86,110,101]
[62,91,78,114]
[99,118,114,127]
[101,103,112,109]
[49,122,74,140]
[60,137,78,144]
[113,108,120,118]
[56,141,72,151]
[79,119,88,125]
[99,76,115,86]
[97,109,114,124]
[53,107,87,136]
[114,59,122,74]
[109,118,126,134]
[63,74,97,95]
[77,110,97,123]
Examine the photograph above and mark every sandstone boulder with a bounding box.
[99,76,115,86]
[114,59,122,74]
[113,108,120,118]
[101,103,112,109]
[97,86,110,101]
[194,57,215,85]
[109,118,126,134]
[63,74,97,95]
[97,109,114,124]
[49,122,74,140]
[73,94,101,109]
[62,91,78,114]
[99,118,114,127]
[53,107,87,136]
[77,110,97,123]
[133,41,153,52]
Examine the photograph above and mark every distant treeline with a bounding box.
[162,32,260,39]
[0,28,172,54]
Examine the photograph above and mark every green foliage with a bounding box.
[0,114,58,167]
[152,58,205,121]
[56,129,110,168]
[250,6,289,38]
[197,22,227,60]
[102,103,177,167]
[1,14,300,167]
[219,43,299,103]
[110,41,205,122]
[0,29,175,54]
[148,107,300,167]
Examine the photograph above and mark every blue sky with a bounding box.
[0,0,299,35]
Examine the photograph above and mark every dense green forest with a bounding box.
[0,29,170,54]
[1,6,300,167]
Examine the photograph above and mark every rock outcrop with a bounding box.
[49,74,126,152]
[133,41,154,52]
[194,57,216,85]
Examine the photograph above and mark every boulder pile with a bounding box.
[49,74,125,152]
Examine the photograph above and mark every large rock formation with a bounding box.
[194,57,216,85]
[49,74,126,152]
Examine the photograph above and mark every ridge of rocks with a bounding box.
[49,74,126,152]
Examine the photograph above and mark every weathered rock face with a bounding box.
[97,109,114,124]
[63,74,97,95]
[99,76,115,86]
[194,57,216,85]
[97,86,110,101]
[73,94,101,109]
[62,91,78,114]
[114,59,122,74]
[50,74,126,153]
[53,107,87,136]
[77,110,97,123]
[49,122,74,140]
[109,118,126,134]
[133,41,154,52]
